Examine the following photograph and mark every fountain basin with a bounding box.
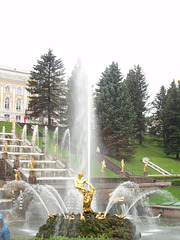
[36,212,141,240]
[149,205,180,218]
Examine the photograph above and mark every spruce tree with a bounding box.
[125,65,149,144]
[26,49,66,126]
[163,80,180,159]
[150,85,167,140]
[95,62,124,131]
[95,62,137,160]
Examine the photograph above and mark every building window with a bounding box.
[4,114,10,122]
[5,97,10,109]
[16,115,21,122]
[5,85,11,93]
[16,98,21,110]
[16,87,23,95]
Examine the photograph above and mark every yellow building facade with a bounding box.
[0,66,30,122]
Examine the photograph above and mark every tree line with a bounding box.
[26,49,180,161]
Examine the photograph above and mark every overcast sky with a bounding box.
[0,0,180,101]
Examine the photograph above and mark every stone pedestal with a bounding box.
[13,159,20,169]
[2,152,8,160]
[143,172,148,177]
[29,170,36,184]
[0,158,6,180]
[100,171,105,178]
[120,171,127,178]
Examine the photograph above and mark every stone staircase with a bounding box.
[0,130,74,185]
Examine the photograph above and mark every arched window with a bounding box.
[5,85,11,93]
[16,87,23,95]
[5,97,10,109]
[16,98,21,110]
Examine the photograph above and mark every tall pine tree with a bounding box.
[163,80,180,159]
[95,62,137,160]
[150,85,167,139]
[26,49,67,126]
[125,65,149,144]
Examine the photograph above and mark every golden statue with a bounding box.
[74,172,95,213]
[121,159,125,172]
[48,213,55,218]
[4,141,8,152]
[54,144,57,155]
[101,160,106,172]
[109,191,124,203]
[12,119,15,128]
[144,159,148,172]
[96,212,106,219]
[30,158,37,170]
[115,213,125,218]
[14,169,23,181]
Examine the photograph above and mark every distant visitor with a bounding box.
[0,212,10,240]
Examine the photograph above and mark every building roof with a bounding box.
[0,65,30,84]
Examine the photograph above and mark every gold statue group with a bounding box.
[73,172,95,213]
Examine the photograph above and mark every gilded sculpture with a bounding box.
[73,172,95,213]
[54,144,57,155]
[101,160,106,172]
[121,159,125,172]
[30,158,37,171]
[4,141,8,153]
[144,159,148,172]
[14,169,23,181]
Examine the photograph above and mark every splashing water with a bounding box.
[45,185,68,214]
[21,124,27,145]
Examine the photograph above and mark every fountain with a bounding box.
[68,62,93,184]
[53,127,59,159]
[1,64,180,239]
[21,124,27,145]
[44,126,48,157]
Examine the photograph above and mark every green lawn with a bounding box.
[1,121,180,177]
[105,135,180,177]
[0,121,12,132]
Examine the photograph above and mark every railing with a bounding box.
[142,158,172,176]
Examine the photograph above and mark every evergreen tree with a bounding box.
[95,62,137,160]
[125,65,149,144]
[96,62,123,131]
[26,49,66,126]
[150,85,167,139]
[163,80,180,159]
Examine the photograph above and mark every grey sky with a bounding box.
[0,0,180,100]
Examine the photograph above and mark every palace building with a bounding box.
[0,66,30,123]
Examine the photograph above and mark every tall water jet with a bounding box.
[31,125,39,148]
[11,119,16,139]
[53,127,59,159]
[44,126,48,157]
[68,60,93,182]
[21,124,27,145]
[60,129,70,166]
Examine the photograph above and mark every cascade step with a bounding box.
[37,176,74,185]
[0,152,44,155]
[19,160,58,169]
[23,168,68,178]
[0,199,12,210]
